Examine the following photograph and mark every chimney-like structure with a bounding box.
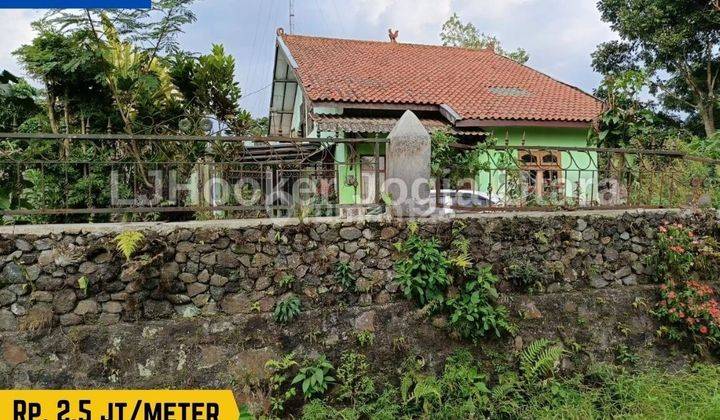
[388,29,399,43]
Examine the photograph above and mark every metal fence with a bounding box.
[0,132,718,224]
[442,144,719,212]
[0,133,386,223]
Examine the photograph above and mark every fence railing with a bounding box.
[442,143,720,212]
[0,132,718,224]
[0,133,386,224]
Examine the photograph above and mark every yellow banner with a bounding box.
[0,390,240,420]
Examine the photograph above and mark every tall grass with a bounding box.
[525,364,720,420]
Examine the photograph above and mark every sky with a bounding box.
[0,0,617,118]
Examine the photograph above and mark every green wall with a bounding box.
[336,143,386,205]
[321,125,596,206]
[476,127,597,205]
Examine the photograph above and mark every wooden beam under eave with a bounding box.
[312,101,439,112]
[455,119,593,129]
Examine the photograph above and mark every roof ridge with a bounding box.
[281,33,497,54]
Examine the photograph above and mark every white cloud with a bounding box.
[455,0,537,20]
[0,10,40,77]
[349,0,453,42]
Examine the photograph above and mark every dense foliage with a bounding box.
[446,266,515,342]
[394,223,451,306]
[394,222,514,342]
[254,348,720,419]
[649,223,720,353]
[440,13,529,64]
[1,1,267,224]
[593,0,720,137]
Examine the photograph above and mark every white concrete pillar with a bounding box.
[386,111,432,217]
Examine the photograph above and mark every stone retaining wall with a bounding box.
[1,209,719,391]
[0,210,717,331]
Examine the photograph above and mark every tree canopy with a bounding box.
[592,0,720,137]
[0,70,42,132]
[440,13,529,64]
[11,0,260,136]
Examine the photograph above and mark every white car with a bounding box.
[429,189,501,214]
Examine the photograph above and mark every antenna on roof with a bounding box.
[289,0,295,34]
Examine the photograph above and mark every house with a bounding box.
[268,30,604,208]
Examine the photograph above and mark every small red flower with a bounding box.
[700,326,709,335]
[679,312,686,319]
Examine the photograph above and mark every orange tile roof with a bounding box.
[280,34,603,124]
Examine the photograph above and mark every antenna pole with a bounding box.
[289,0,295,34]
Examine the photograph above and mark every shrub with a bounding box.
[273,295,301,324]
[446,266,515,342]
[334,261,355,290]
[649,224,720,351]
[336,351,375,406]
[394,224,451,306]
[655,279,720,346]
[648,223,696,281]
[505,259,547,292]
[292,355,336,399]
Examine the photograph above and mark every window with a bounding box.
[360,156,386,204]
[519,150,563,202]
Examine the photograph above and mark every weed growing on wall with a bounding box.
[394,221,514,344]
[273,295,301,324]
[264,353,298,416]
[335,352,375,406]
[504,258,549,293]
[114,231,145,261]
[334,261,356,291]
[447,266,515,342]
[292,356,336,399]
[394,223,451,305]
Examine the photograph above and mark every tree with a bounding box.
[593,0,720,137]
[440,13,529,64]
[592,70,656,148]
[0,71,41,131]
[40,0,196,56]
[14,27,114,134]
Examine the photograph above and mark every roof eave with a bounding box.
[312,100,440,112]
[276,35,299,69]
[456,119,594,129]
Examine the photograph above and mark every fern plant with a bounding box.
[520,339,566,383]
[114,231,145,261]
[273,295,302,324]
